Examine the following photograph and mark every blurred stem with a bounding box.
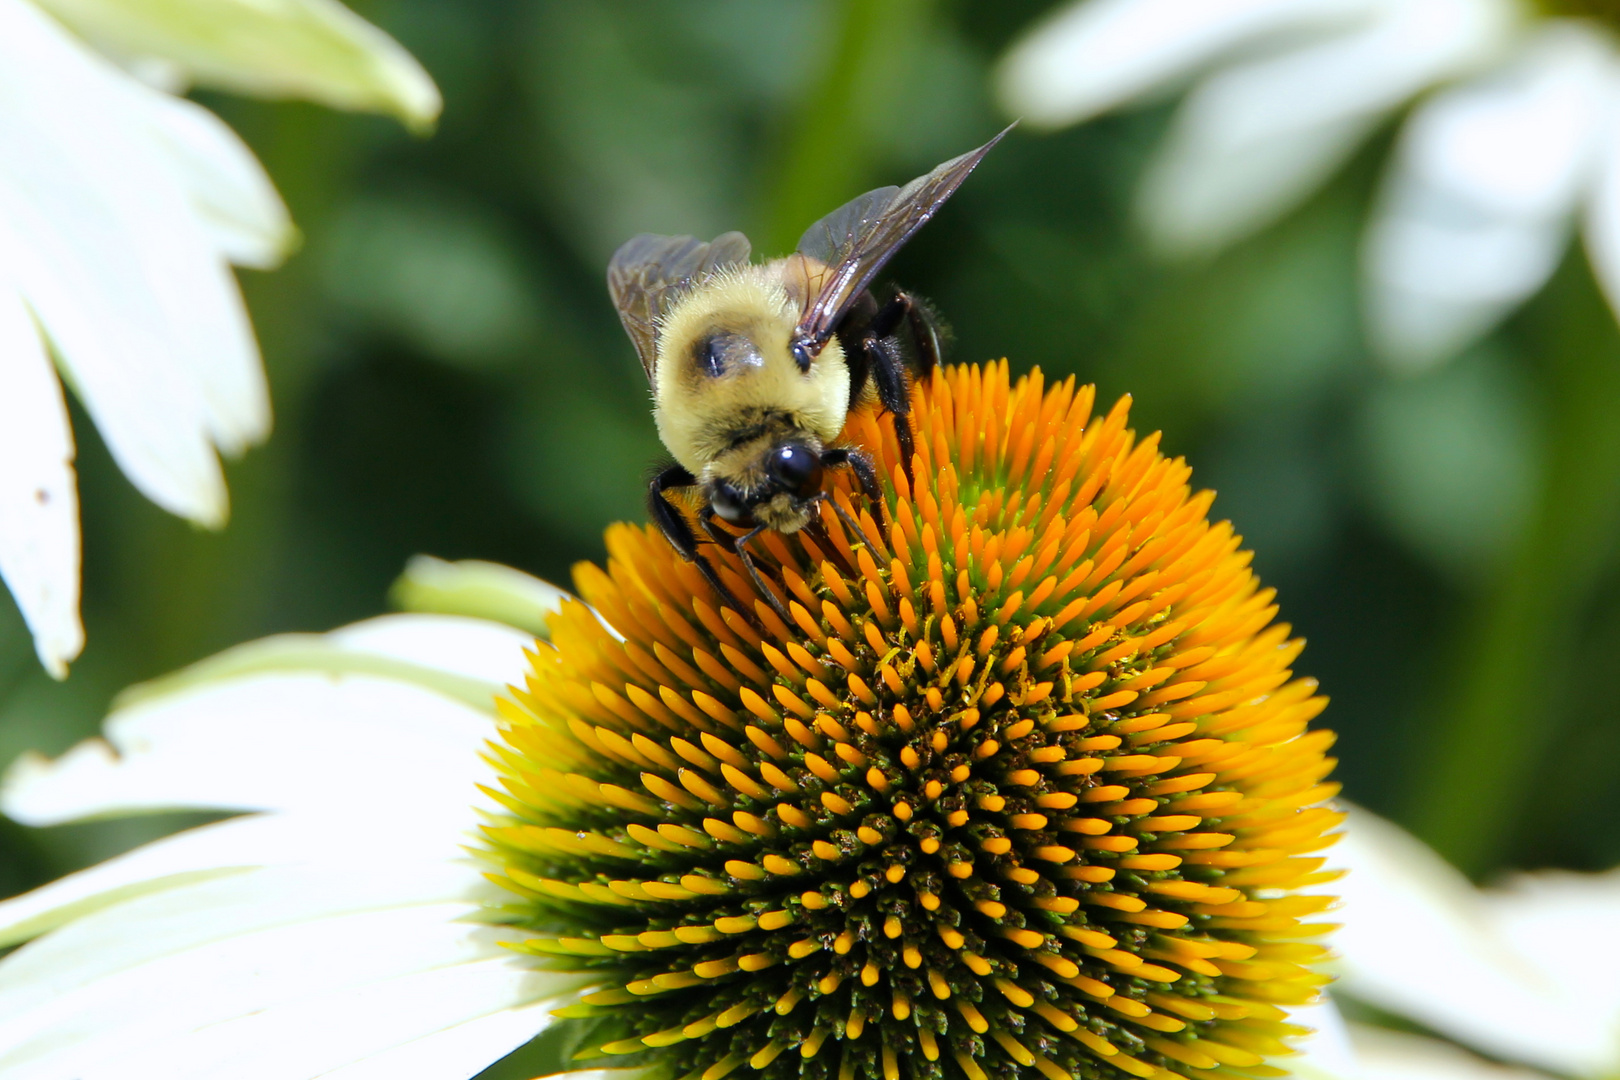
[755,0,931,255]
[1408,256,1620,875]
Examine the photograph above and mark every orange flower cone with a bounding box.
[485,361,1340,1080]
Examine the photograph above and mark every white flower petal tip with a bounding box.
[1364,23,1615,371]
[391,555,570,637]
[0,287,84,679]
[995,0,1381,129]
[32,0,442,131]
[148,94,297,272]
[1130,0,1520,256]
[1350,1025,1553,1080]
[0,745,108,826]
[0,0,277,538]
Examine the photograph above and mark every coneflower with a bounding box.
[486,361,1340,1080]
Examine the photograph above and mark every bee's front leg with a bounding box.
[821,446,883,508]
[648,464,763,631]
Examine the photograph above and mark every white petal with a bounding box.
[141,92,295,271]
[1365,22,1613,369]
[996,0,1377,128]
[1332,806,1610,1076]
[1,614,524,827]
[103,959,566,1080]
[391,555,572,637]
[33,0,441,130]
[329,613,536,688]
[1,672,498,823]
[117,613,524,715]
[0,811,481,949]
[1288,999,1360,1080]
[1351,1025,1554,1080]
[312,1000,564,1080]
[0,855,485,996]
[0,0,271,525]
[0,282,81,677]
[0,898,561,1080]
[1139,0,1517,253]
[1480,865,1620,1076]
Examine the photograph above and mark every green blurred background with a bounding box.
[3,0,1619,915]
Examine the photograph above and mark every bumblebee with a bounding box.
[607,128,1007,619]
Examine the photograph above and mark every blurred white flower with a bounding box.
[33,0,442,130]
[0,0,439,680]
[996,0,1620,371]
[0,604,594,1080]
[1332,804,1620,1080]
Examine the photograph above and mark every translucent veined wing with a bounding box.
[607,231,752,381]
[789,126,1011,368]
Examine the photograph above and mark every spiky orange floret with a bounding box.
[486,362,1340,1080]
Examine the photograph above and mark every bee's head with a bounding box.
[709,441,824,532]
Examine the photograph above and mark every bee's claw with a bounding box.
[737,549,793,629]
[816,493,880,558]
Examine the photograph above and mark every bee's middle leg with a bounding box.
[821,446,882,506]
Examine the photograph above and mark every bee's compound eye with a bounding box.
[710,481,753,526]
[768,444,823,498]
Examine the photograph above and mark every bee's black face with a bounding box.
[709,479,754,526]
[767,443,823,498]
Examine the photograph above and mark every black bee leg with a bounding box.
[697,513,739,554]
[728,524,792,625]
[823,445,890,536]
[861,333,917,484]
[648,464,759,628]
[822,446,883,508]
[866,290,910,340]
[648,464,703,559]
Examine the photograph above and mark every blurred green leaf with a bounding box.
[1355,344,1543,585]
[523,1,787,260]
[1202,406,1337,577]
[1409,256,1620,875]
[320,188,544,368]
[496,379,662,552]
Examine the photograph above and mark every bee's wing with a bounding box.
[791,125,1011,358]
[607,230,752,381]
